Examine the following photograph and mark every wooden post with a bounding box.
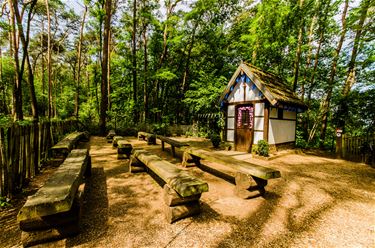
[0,128,5,196]
[234,172,267,199]
[263,102,269,142]
[163,184,201,223]
[171,146,176,157]
[129,155,146,173]
[182,151,200,167]
[336,128,343,158]
[33,122,39,174]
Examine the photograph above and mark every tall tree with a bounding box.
[301,0,318,101]
[319,0,349,143]
[45,0,53,119]
[99,0,112,134]
[132,0,138,121]
[338,0,372,130]
[12,0,39,121]
[7,0,23,120]
[74,5,88,118]
[292,0,305,92]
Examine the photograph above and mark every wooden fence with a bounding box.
[0,120,78,197]
[341,134,375,166]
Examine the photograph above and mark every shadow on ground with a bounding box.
[66,167,109,247]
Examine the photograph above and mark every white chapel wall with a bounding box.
[226,105,235,142]
[268,119,296,144]
[228,82,263,103]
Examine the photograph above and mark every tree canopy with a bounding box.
[0,0,373,147]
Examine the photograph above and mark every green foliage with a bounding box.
[0,0,372,154]
[252,140,269,157]
[0,197,12,208]
[0,115,12,128]
[184,70,227,114]
[210,133,221,148]
[151,122,170,136]
[295,129,308,149]
[79,98,99,134]
[154,69,178,81]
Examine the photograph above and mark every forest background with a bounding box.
[0,0,374,150]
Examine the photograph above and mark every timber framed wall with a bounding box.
[268,107,297,145]
[221,63,305,151]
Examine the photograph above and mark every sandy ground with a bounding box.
[1,136,374,248]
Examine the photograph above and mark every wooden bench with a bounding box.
[106,129,116,143]
[131,149,208,223]
[17,149,91,246]
[157,135,189,157]
[137,131,156,145]
[51,131,89,159]
[117,139,133,159]
[112,136,124,148]
[182,147,281,198]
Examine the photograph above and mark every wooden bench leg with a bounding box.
[234,172,267,199]
[20,187,84,246]
[129,155,146,173]
[161,141,165,151]
[163,185,201,223]
[182,152,201,167]
[147,136,156,145]
[163,184,201,206]
[171,146,176,157]
[117,145,133,160]
[84,156,92,178]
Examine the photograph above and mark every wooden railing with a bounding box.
[341,134,374,166]
[0,120,78,197]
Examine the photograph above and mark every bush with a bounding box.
[0,196,11,208]
[253,140,269,157]
[210,133,221,148]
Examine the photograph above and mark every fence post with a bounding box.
[0,128,5,196]
[335,128,343,158]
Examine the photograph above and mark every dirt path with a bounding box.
[1,136,374,247]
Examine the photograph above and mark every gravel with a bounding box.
[1,136,374,248]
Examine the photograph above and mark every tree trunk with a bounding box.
[45,0,53,119]
[13,0,39,121]
[302,0,318,101]
[292,0,304,92]
[41,19,45,98]
[8,0,23,121]
[74,5,88,118]
[338,0,371,129]
[108,29,112,111]
[319,0,349,144]
[0,47,7,115]
[307,0,330,143]
[342,0,370,97]
[99,0,112,135]
[158,1,181,66]
[132,0,138,122]
[153,0,181,122]
[143,23,148,122]
[178,20,198,123]
[86,61,90,99]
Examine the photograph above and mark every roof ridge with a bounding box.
[243,62,280,79]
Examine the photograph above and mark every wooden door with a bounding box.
[235,105,254,152]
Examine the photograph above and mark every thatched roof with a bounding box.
[220,62,307,111]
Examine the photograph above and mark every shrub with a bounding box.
[251,144,258,154]
[253,140,269,157]
[210,133,221,148]
[0,196,11,208]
